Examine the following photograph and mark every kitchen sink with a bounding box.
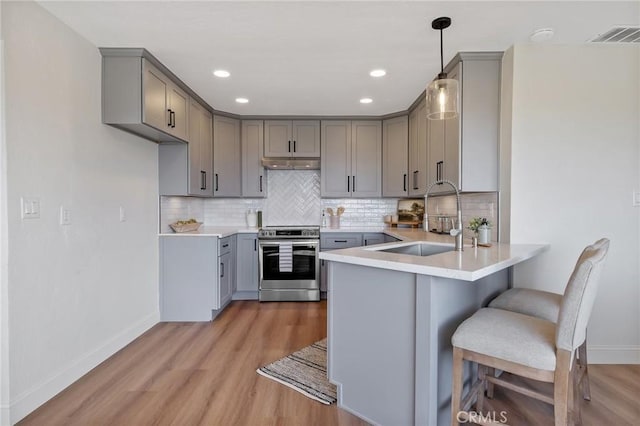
[367,242,454,257]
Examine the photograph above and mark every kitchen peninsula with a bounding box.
[320,232,547,426]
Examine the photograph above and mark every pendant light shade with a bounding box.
[426,17,459,120]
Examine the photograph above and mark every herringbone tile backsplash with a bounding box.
[160,170,498,234]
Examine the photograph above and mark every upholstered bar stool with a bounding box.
[487,242,609,401]
[450,238,609,426]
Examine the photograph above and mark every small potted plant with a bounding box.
[468,217,492,245]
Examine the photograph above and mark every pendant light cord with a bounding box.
[439,28,444,74]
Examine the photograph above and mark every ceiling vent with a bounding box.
[590,27,640,43]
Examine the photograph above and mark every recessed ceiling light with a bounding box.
[213,70,230,78]
[360,98,373,104]
[235,97,249,104]
[530,28,554,42]
[370,69,386,77]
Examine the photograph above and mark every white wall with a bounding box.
[502,44,640,363]
[1,2,160,423]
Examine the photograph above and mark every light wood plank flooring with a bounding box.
[19,301,640,425]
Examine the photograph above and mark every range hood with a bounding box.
[261,157,320,170]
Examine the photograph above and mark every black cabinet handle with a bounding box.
[288,140,291,152]
[254,239,257,251]
[403,174,407,192]
[352,175,356,192]
[167,109,172,127]
[200,171,206,190]
[293,140,296,152]
[334,240,348,243]
[222,243,229,248]
[220,262,225,278]
[215,174,219,191]
[413,170,419,190]
[347,176,350,192]
[259,175,263,192]
[437,161,444,182]
[171,111,176,128]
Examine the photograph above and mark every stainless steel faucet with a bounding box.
[424,179,463,251]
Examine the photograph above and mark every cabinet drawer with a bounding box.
[321,233,363,249]
[219,236,233,255]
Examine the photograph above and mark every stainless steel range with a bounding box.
[258,226,320,302]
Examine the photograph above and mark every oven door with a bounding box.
[259,240,319,290]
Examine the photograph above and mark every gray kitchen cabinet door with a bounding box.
[363,233,385,246]
[321,121,352,197]
[264,120,292,157]
[160,236,218,322]
[213,115,242,197]
[235,234,259,299]
[382,116,409,197]
[292,121,321,157]
[167,82,189,141]
[351,121,382,198]
[142,59,189,141]
[264,120,320,157]
[188,100,213,196]
[159,99,212,197]
[426,53,501,193]
[242,120,266,197]
[408,99,428,196]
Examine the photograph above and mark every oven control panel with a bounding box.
[258,227,320,239]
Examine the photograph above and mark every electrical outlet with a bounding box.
[59,206,71,225]
[21,197,40,219]
[633,192,640,207]
[119,206,126,222]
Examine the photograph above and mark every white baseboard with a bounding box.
[9,312,159,424]
[588,345,640,364]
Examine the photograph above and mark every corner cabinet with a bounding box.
[213,115,242,197]
[321,120,382,198]
[242,120,266,197]
[427,52,502,193]
[264,120,320,157]
[100,48,190,144]
[158,99,213,197]
[408,99,428,196]
[382,116,409,197]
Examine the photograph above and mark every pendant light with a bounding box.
[426,17,459,120]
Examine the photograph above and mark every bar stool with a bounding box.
[450,238,609,426]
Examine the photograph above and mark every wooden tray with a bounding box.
[384,220,422,228]
[170,222,202,233]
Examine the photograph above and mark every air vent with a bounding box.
[590,27,640,43]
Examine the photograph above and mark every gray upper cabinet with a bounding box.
[242,120,266,197]
[408,99,428,196]
[382,116,409,197]
[101,48,191,144]
[264,120,320,157]
[320,121,381,198]
[213,115,242,197]
[427,52,502,193]
[158,99,213,197]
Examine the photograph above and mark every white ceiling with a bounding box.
[38,1,639,116]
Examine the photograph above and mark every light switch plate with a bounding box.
[21,197,40,219]
[119,206,126,222]
[634,191,640,207]
[59,206,71,225]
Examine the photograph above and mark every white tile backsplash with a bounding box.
[160,172,498,240]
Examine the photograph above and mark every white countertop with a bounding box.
[159,226,258,237]
[320,232,548,281]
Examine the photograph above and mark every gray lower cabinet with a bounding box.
[382,116,409,197]
[427,52,502,193]
[234,233,259,300]
[160,236,219,321]
[101,49,190,144]
[242,120,266,197]
[363,233,385,246]
[218,236,235,308]
[321,121,382,198]
[213,115,242,197]
[320,233,364,292]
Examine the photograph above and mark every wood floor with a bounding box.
[19,301,640,426]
